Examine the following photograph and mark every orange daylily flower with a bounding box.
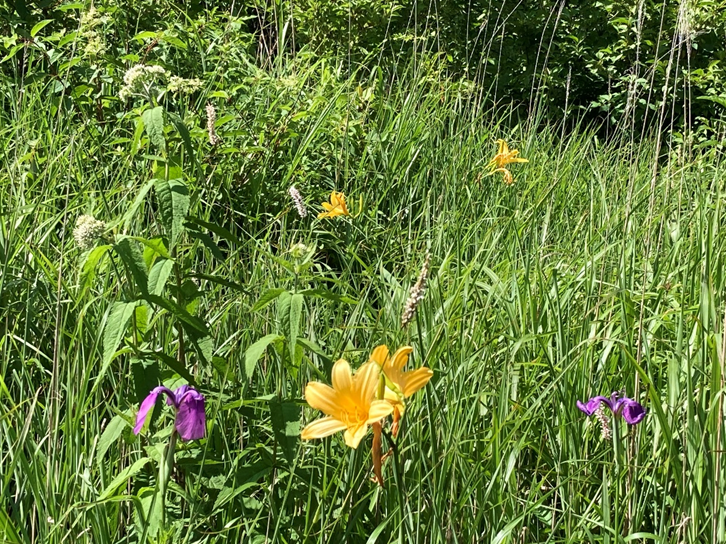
[488,139,527,185]
[317,191,351,219]
[301,359,393,448]
[370,345,433,436]
[488,139,528,169]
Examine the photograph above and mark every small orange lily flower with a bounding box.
[488,139,527,185]
[301,359,393,448]
[317,191,351,219]
[488,139,528,170]
[370,345,433,436]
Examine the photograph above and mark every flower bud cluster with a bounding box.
[73,215,106,250]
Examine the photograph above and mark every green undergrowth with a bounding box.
[1,26,726,544]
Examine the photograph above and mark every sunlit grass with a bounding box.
[1,32,725,544]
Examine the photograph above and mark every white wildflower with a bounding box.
[119,64,167,102]
[401,252,431,328]
[288,185,307,218]
[73,215,106,250]
[206,103,221,145]
[167,76,203,94]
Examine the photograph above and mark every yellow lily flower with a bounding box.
[301,359,393,448]
[370,345,433,436]
[488,139,528,170]
[317,191,351,219]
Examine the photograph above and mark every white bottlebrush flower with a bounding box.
[288,185,307,218]
[206,103,221,145]
[401,252,431,328]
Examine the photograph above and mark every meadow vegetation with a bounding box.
[1,1,725,543]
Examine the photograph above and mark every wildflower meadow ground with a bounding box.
[1,3,726,544]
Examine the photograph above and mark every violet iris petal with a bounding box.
[175,388,206,440]
[577,392,646,425]
[621,399,647,425]
[133,386,175,435]
[134,385,206,440]
[576,396,611,416]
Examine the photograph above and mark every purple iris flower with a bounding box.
[577,392,646,425]
[133,385,206,441]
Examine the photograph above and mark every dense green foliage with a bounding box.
[3,0,726,130]
[1,1,726,543]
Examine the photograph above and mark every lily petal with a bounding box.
[366,399,394,424]
[301,416,348,440]
[389,346,413,370]
[401,366,433,397]
[344,423,369,449]
[331,359,353,393]
[369,345,389,366]
[355,361,381,406]
[305,382,342,418]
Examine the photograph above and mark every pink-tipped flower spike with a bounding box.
[134,385,206,440]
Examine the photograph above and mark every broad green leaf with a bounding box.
[133,236,170,259]
[99,457,150,500]
[141,106,165,152]
[96,414,127,466]
[114,237,148,295]
[145,294,208,336]
[252,288,286,312]
[148,259,173,296]
[188,229,224,260]
[288,293,303,364]
[167,111,194,164]
[103,301,139,371]
[245,334,282,379]
[269,399,300,465]
[120,178,155,229]
[79,244,111,292]
[154,177,189,248]
[277,291,292,334]
[30,20,53,37]
[191,335,214,364]
[134,303,149,335]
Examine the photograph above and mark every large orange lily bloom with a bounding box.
[301,359,393,448]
